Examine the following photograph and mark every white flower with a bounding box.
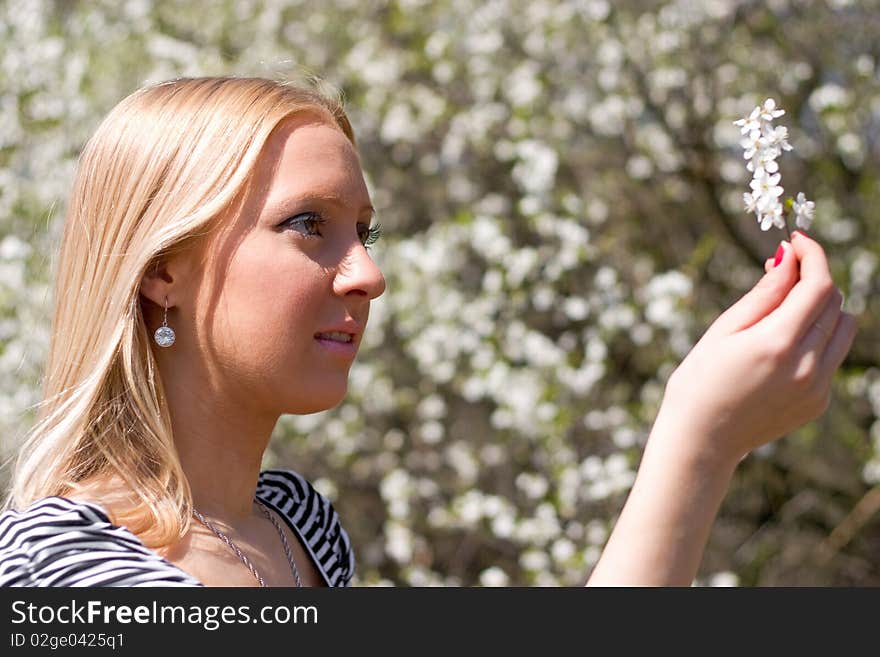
[520,549,550,571]
[742,136,783,173]
[759,204,785,231]
[764,124,793,152]
[741,97,818,237]
[512,139,558,194]
[792,192,815,230]
[761,158,779,173]
[733,106,761,135]
[750,168,783,202]
[479,567,509,587]
[0,235,31,260]
[516,472,549,499]
[706,571,740,587]
[740,134,761,161]
[758,98,785,121]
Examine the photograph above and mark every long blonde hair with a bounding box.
[3,76,355,549]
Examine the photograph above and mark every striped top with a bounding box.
[0,468,354,587]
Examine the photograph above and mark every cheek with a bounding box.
[204,244,325,361]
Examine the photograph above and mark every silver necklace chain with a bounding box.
[192,498,302,587]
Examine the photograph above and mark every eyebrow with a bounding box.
[272,194,375,220]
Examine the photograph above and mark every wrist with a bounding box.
[644,406,741,483]
[588,411,740,586]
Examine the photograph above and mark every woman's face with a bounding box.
[187,114,385,416]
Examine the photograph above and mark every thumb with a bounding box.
[705,241,799,338]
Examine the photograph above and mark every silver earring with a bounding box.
[153,296,176,347]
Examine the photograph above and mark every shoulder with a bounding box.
[256,468,355,587]
[0,497,201,587]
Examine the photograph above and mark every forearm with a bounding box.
[585,414,739,586]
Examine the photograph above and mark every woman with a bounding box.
[0,76,857,587]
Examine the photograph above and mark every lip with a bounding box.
[314,335,358,359]
[314,321,362,359]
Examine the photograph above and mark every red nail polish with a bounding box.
[773,244,785,267]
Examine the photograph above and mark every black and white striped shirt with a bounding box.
[0,468,354,587]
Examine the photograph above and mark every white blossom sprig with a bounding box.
[735,98,814,238]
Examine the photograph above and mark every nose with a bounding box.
[333,242,386,300]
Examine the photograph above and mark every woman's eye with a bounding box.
[282,212,325,237]
[359,223,382,249]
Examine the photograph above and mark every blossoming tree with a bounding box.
[0,0,877,585]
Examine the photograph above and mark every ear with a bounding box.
[139,256,179,310]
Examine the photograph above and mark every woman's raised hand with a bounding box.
[657,230,858,464]
[586,231,858,585]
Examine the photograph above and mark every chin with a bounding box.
[287,383,349,415]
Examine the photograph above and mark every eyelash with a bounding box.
[283,212,382,249]
[283,212,326,238]
[361,224,382,249]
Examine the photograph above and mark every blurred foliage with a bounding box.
[1,0,879,586]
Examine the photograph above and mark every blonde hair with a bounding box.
[3,76,355,549]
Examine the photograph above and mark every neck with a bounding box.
[161,362,280,523]
[176,436,268,522]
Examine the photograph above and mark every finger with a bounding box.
[799,287,843,354]
[762,231,834,338]
[819,312,858,378]
[706,241,798,338]
[764,258,774,274]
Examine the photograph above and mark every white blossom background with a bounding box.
[1,0,878,586]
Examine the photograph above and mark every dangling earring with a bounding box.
[154,296,176,347]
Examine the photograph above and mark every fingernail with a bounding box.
[773,242,786,267]
[792,230,807,238]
